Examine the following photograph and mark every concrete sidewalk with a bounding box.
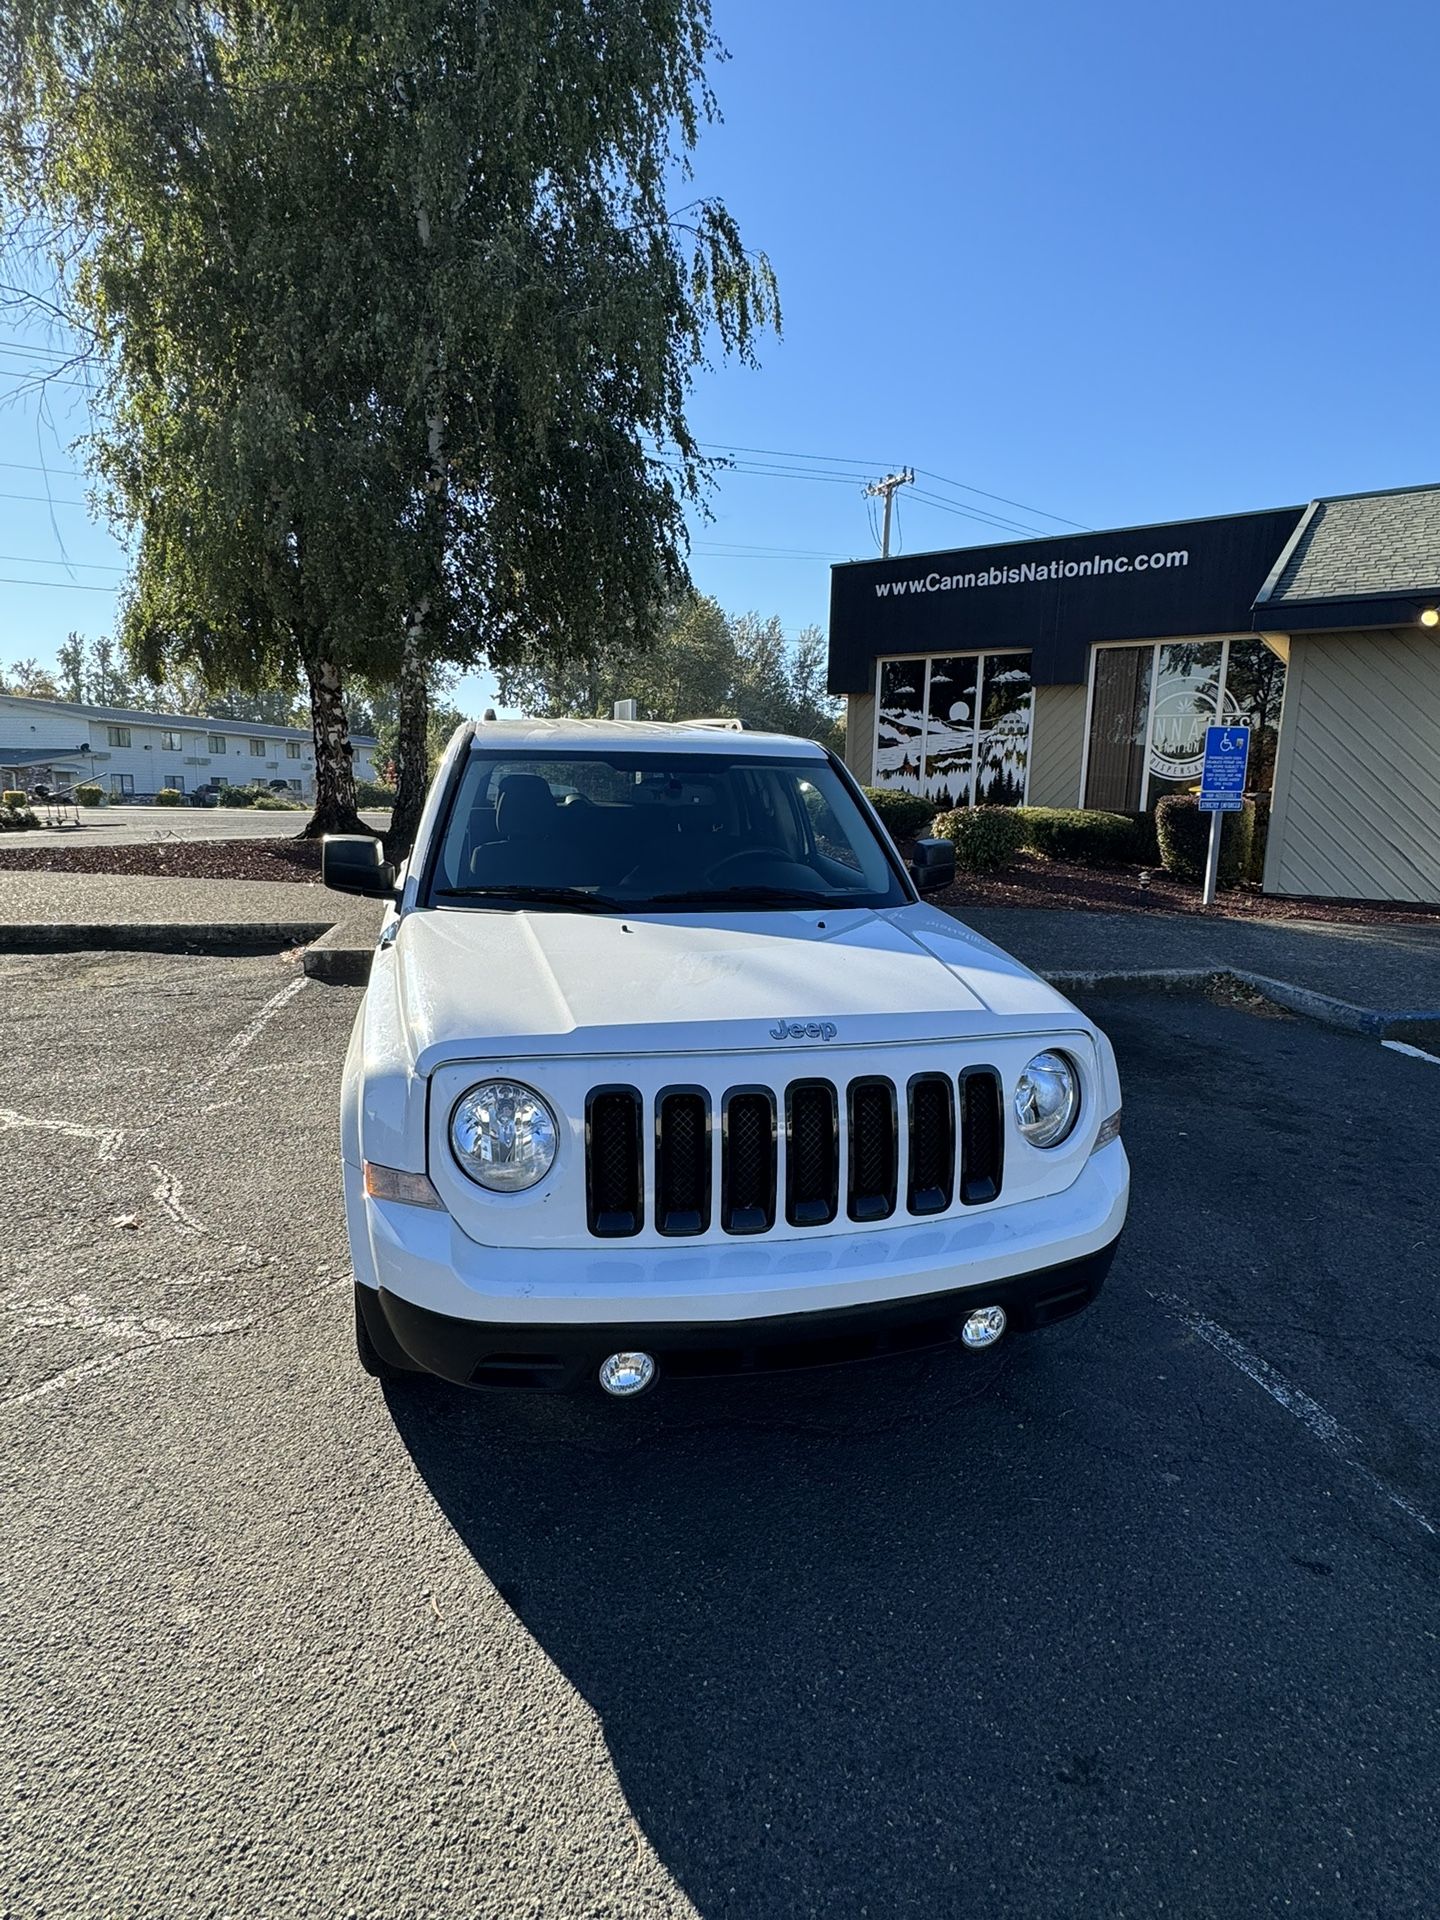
[13,805,390,849]
[0,870,336,952]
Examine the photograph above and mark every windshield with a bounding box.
[424,748,911,912]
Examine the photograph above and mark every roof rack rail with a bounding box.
[680,716,744,730]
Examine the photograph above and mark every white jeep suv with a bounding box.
[326,719,1128,1397]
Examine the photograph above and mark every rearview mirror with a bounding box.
[322,834,397,899]
[910,837,956,893]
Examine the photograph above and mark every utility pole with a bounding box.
[863,467,915,557]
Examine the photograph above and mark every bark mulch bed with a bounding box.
[0,837,1435,929]
[0,836,326,886]
[931,852,1440,928]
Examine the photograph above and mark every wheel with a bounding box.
[353,1283,418,1381]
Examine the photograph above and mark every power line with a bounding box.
[0,487,88,507]
[0,551,121,571]
[0,573,114,591]
[913,466,1088,531]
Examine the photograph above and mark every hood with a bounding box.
[390,901,1084,1075]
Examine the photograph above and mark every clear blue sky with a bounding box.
[2,0,1436,714]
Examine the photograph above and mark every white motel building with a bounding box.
[0,693,380,802]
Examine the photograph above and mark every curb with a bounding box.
[0,922,330,956]
[1045,964,1440,1044]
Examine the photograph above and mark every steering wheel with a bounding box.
[702,848,805,883]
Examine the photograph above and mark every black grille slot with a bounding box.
[586,1087,643,1236]
[907,1073,955,1215]
[655,1088,710,1236]
[847,1078,897,1222]
[722,1088,776,1234]
[959,1067,1004,1205]
[786,1081,838,1227]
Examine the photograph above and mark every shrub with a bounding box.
[250,792,301,810]
[154,788,184,807]
[74,784,104,807]
[932,805,1030,873]
[1155,793,1255,889]
[354,779,397,809]
[2,789,27,808]
[1246,792,1271,885]
[0,805,40,831]
[1017,808,1136,867]
[862,786,936,838]
[217,784,254,806]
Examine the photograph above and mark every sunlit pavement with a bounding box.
[10,805,391,848]
[4,956,1438,1918]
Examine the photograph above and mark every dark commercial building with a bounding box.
[829,483,1440,904]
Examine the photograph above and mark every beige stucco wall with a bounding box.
[1264,627,1440,902]
[1027,684,1087,809]
[844,691,876,785]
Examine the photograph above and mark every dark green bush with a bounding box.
[862,786,936,838]
[1125,809,1160,865]
[153,788,183,807]
[74,784,103,807]
[250,792,300,810]
[354,779,397,809]
[932,805,1030,874]
[217,784,254,806]
[0,805,40,831]
[1017,807,1139,867]
[1155,793,1255,889]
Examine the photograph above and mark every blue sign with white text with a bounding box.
[1198,725,1250,812]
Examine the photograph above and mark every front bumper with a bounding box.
[362,1236,1120,1391]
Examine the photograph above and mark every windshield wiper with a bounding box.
[639,885,841,909]
[434,886,623,911]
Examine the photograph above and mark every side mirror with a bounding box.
[910,836,956,893]
[322,834,397,899]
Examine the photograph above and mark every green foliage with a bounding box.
[496,596,839,746]
[153,788,184,806]
[1155,795,1255,889]
[1018,808,1142,867]
[0,806,40,831]
[2,789,29,808]
[932,806,1030,874]
[1246,793,1271,885]
[1,660,60,700]
[862,787,936,838]
[354,780,398,809]
[249,792,301,810]
[217,785,254,807]
[74,785,104,807]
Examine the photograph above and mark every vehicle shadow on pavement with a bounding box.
[383,1302,1440,1920]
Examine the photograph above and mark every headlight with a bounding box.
[450,1080,559,1191]
[1014,1051,1079,1149]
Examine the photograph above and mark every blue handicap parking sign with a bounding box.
[1198,725,1250,812]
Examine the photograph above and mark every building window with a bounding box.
[1083,637,1286,812]
[107,725,131,748]
[872,652,1034,809]
[160,729,183,751]
[250,738,265,757]
[163,774,185,793]
[108,772,134,796]
[207,733,226,755]
[286,740,302,760]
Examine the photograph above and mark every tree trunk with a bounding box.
[387,622,430,860]
[298,652,367,839]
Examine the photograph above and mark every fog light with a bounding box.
[961,1305,1007,1349]
[598,1351,657,1397]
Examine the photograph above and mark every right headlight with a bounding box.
[1014,1051,1080,1149]
[450,1079,559,1191]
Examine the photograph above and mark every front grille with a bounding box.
[587,1066,1006,1238]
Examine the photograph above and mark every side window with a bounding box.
[797,777,862,872]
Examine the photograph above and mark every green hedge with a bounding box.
[2,789,27,808]
[0,805,39,832]
[932,805,1030,873]
[354,779,397,809]
[1016,807,1134,866]
[74,784,104,807]
[1246,792,1271,885]
[217,784,254,806]
[250,792,301,810]
[1155,793,1255,888]
[862,786,936,838]
[154,788,184,807]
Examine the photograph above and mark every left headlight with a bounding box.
[1014,1051,1080,1149]
[450,1079,559,1191]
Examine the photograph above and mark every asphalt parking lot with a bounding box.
[13,805,391,848]
[4,954,1439,1919]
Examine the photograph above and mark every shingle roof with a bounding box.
[0,691,377,743]
[1259,484,1440,606]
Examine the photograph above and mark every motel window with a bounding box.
[1083,637,1286,813]
[160,729,183,751]
[163,773,185,793]
[106,725,131,748]
[873,652,1033,809]
[207,733,226,755]
[250,738,265,757]
[108,772,134,796]
[286,741,302,760]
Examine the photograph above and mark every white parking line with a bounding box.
[200,974,309,1091]
[1382,1038,1440,1068]
[149,1164,208,1237]
[0,1108,124,1162]
[1157,1295,1436,1538]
